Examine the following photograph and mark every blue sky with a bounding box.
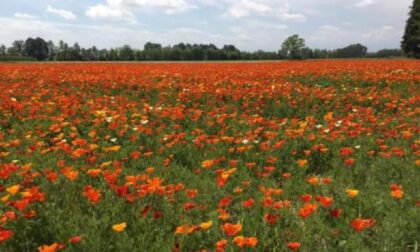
[0,0,412,51]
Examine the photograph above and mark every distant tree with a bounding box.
[144,42,162,51]
[24,37,49,60]
[143,42,163,60]
[12,40,25,56]
[402,0,420,58]
[335,43,367,58]
[300,47,313,59]
[119,45,135,60]
[47,40,56,60]
[312,49,328,59]
[71,43,82,60]
[222,45,241,60]
[57,40,70,61]
[375,49,404,58]
[108,48,119,61]
[91,46,99,60]
[0,44,6,55]
[7,47,19,56]
[222,45,238,52]
[98,49,108,61]
[280,34,306,60]
[174,43,187,50]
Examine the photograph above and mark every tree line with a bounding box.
[0,37,405,62]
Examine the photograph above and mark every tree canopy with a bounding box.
[335,44,368,58]
[402,0,420,58]
[24,37,49,60]
[280,34,307,60]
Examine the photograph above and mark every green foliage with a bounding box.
[0,36,407,61]
[371,49,404,58]
[24,37,49,61]
[402,0,420,58]
[280,34,307,59]
[334,44,368,58]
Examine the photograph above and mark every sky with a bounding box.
[0,0,413,52]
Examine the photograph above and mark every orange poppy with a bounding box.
[222,223,242,236]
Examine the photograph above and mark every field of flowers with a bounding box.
[0,60,419,251]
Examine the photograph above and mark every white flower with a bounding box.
[110,138,117,142]
[242,139,249,144]
[105,117,113,123]
[141,119,149,125]
[355,145,361,149]
[316,124,323,129]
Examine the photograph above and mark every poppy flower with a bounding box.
[329,209,343,218]
[296,159,308,167]
[298,203,318,218]
[218,195,233,208]
[199,221,213,230]
[37,243,59,252]
[390,184,404,199]
[68,236,82,243]
[222,223,242,236]
[6,184,20,195]
[216,239,228,252]
[112,222,127,232]
[350,218,376,232]
[0,229,13,243]
[287,242,301,250]
[201,160,215,169]
[83,186,101,204]
[390,189,404,199]
[233,236,258,247]
[242,198,255,208]
[103,145,121,153]
[264,213,279,225]
[346,189,359,198]
[175,224,198,234]
[186,189,198,198]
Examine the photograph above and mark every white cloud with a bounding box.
[224,0,306,22]
[86,4,136,24]
[14,13,38,20]
[227,1,271,18]
[355,0,375,8]
[123,0,197,13]
[86,0,196,23]
[0,17,153,48]
[46,5,77,20]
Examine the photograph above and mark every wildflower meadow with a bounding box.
[0,60,419,251]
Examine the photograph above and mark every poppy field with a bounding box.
[0,60,419,251]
